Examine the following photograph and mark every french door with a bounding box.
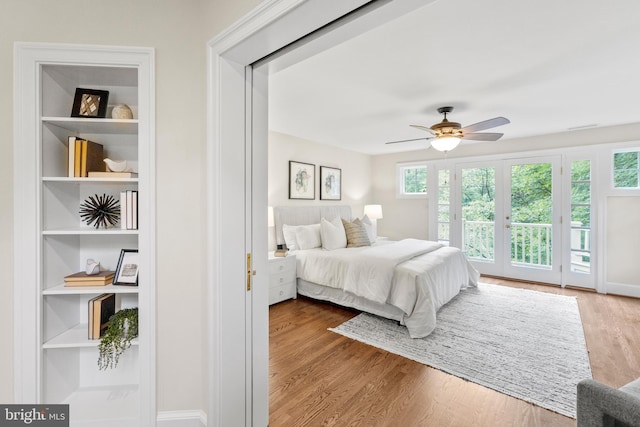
[454,156,563,284]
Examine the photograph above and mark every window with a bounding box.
[397,162,427,197]
[437,169,451,245]
[613,149,640,188]
[570,160,591,274]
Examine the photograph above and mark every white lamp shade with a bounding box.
[430,135,461,152]
[267,206,275,227]
[364,204,383,220]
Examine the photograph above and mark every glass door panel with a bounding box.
[457,163,503,276]
[503,157,561,284]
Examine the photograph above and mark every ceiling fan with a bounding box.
[386,106,510,152]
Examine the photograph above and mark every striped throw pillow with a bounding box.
[342,219,371,248]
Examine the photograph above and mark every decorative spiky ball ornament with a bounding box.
[80,193,120,228]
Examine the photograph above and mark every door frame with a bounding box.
[206,1,432,425]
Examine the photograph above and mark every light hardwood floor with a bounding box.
[269,277,640,427]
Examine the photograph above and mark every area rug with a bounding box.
[329,283,592,418]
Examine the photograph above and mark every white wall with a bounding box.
[268,131,373,246]
[1,0,261,415]
[607,197,640,286]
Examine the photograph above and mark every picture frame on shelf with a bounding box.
[289,160,315,200]
[71,88,110,118]
[113,249,139,286]
[319,166,341,200]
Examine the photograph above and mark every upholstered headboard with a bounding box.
[273,205,352,246]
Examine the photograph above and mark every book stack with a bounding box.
[68,136,105,177]
[120,190,138,230]
[88,294,116,339]
[64,271,115,287]
[88,171,138,178]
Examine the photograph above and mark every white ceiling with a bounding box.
[268,0,640,155]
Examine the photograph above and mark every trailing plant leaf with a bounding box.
[98,307,138,370]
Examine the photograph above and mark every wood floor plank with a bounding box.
[269,278,640,426]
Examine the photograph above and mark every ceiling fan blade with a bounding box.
[385,137,433,145]
[461,117,510,133]
[410,125,435,135]
[461,132,504,141]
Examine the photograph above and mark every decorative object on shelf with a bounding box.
[79,193,120,228]
[319,166,342,200]
[97,307,139,370]
[86,259,100,275]
[104,158,133,172]
[111,103,133,119]
[289,160,315,200]
[114,249,139,286]
[71,88,109,118]
[274,249,288,257]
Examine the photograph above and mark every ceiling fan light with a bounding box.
[431,135,461,152]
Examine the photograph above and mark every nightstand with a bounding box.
[268,252,297,305]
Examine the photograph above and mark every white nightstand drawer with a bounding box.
[269,271,294,287]
[268,255,296,275]
[269,283,296,305]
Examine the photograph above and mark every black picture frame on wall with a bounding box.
[319,166,341,200]
[289,161,315,200]
[71,88,110,118]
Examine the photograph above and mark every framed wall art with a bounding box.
[320,166,341,200]
[71,88,110,118]
[289,161,315,200]
[113,249,139,286]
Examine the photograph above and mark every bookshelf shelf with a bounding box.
[42,116,138,134]
[43,283,139,296]
[43,177,139,183]
[14,44,155,425]
[42,228,139,236]
[43,324,140,349]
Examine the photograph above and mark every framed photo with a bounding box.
[113,249,139,286]
[289,161,315,199]
[320,166,341,200]
[71,88,110,118]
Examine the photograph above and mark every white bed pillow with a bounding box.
[360,214,377,243]
[320,216,347,250]
[282,224,299,251]
[295,223,322,250]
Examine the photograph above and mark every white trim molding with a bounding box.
[157,410,207,427]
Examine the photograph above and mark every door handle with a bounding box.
[505,224,511,229]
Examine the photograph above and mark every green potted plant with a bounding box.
[98,307,138,370]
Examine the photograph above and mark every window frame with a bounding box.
[611,148,640,190]
[396,161,428,198]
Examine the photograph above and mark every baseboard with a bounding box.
[605,281,640,298]
[157,410,207,427]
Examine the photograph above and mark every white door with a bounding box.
[455,156,562,284]
[502,156,562,284]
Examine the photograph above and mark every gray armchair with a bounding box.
[577,378,640,427]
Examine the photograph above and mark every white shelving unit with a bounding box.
[14,43,155,426]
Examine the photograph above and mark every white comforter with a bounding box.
[295,239,479,338]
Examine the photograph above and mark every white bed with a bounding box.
[273,205,479,338]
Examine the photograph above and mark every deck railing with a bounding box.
[463,220,591,270]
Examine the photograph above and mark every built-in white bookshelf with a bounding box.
[14,43,156,426]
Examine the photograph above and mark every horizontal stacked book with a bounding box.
[64,271,115,287]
